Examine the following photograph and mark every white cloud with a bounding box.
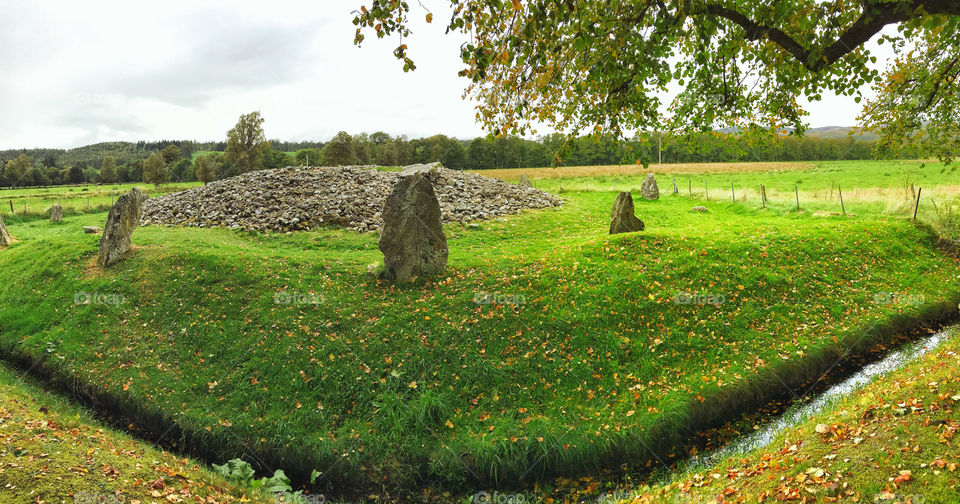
[0,0,896,149]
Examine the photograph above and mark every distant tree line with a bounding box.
[0,118,928,189]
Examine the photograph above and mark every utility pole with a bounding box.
[658,132,662,166]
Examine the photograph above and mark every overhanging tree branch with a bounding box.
[704,0,960,71]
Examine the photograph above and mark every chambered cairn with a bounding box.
[97,188,147,267]
[378,171,449,282]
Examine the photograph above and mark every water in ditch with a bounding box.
[689,327,954,468]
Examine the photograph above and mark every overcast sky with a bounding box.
[0,0,893,150]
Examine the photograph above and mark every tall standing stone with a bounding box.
[0,215,11,247]
[519,173,533,188]
[378,173,448,282]
[640,173,660,200]
[97,188,146,267]
[50,204,63,223]
[609,192,645,235]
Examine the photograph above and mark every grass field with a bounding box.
[624,325,960,503]
[483,159,959,221]
[2,156,960,501]
[0,362,276,503]
[0,182,201,220]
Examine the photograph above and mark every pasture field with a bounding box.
[0,182,201,220]
[482,159,959,221]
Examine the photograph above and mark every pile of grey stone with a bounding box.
[140,164,562,233]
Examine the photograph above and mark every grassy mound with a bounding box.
[627,326,960,503]
[0,363,274,503]
[1,189,958,495]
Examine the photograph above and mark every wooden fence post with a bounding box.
[761,184,766,208]
[731,182,735,202]
[913,187,922,221]
[688,180,692,196]
[795,185,799,211]
[839,186,845,215]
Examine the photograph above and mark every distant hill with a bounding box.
[804,126,879,140]
[0,139,323,168]
[0,141,161,168]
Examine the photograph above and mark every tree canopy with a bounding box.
[323,131,360,166]
[99,156,117,184]
[143,153,168,187]
[225,111,269,173]
[354,0,960,161]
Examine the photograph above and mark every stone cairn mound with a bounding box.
[140,165,563,233]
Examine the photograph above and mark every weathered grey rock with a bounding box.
[640,173,659,200]
[519,173,533,188]
[609,192,645,234]
[378,173,448,282]
[97,188,146,267]
[0,216,11,247]
[50,204,63,223]
[401,162,443,176]
[140,166,562,233]
[83,226,102,234]
[691,206,708,213]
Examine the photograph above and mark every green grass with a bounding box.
[529,160,960,195]
[0,361,276,503]
[626,326,960,503]
[2,176,959,496]
[0,182,201,220]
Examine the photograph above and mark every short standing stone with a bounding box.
[609,192,645,234]
[518,173,533,188]
[50,204,63,223]
[0,215,11,247]
[640,173,660,200]
[691,206,708,213]
[378,173,448,282]
[83,226,102,234]
[97,188,147,267]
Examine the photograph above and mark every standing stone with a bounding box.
[518,173,533,188]
[97,188,147,267]
[0,215,11,247]
[50,204,63,223]
[640,173,660,200]
[378,173,448,282]
[609,192,645,234]
[83,226,103,234]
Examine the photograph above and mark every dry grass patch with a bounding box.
[471,161,814,181]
